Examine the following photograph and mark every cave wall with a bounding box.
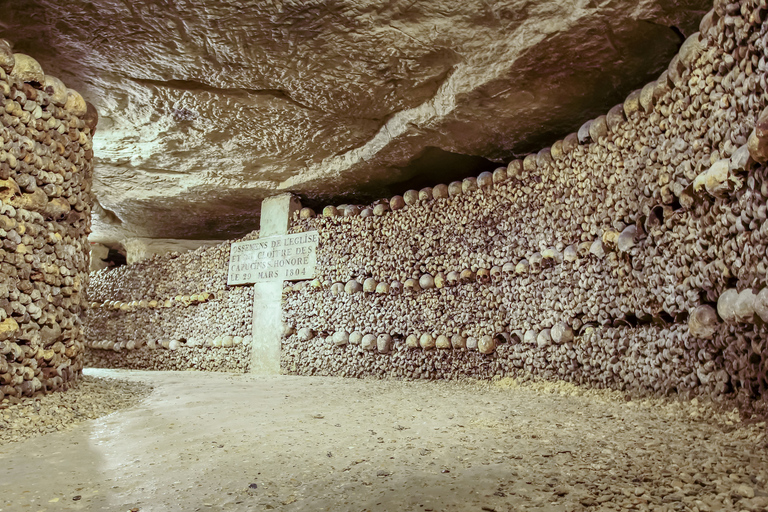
[0,42,95,399]
[85,0,768,415]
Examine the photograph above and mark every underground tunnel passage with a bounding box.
[1,0,768,510]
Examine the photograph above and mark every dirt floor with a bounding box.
[0,370,766,512]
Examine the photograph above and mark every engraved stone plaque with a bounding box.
[227,231,318,285]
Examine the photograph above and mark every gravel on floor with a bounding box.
[0,375,152,446]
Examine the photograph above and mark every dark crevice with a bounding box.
[380,146,501,197]
[403,148,497,186]
[669,25,687,45]
[105,247,127,269]
[299,147,501,211]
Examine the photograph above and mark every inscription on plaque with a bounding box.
[227,231,319,285]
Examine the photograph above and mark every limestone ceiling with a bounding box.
[0,0,710,243]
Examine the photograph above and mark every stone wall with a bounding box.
[84,237,256,372]
[0,42,95,398]
[281,1,768,416]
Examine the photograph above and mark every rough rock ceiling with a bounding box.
[0,0,710,243]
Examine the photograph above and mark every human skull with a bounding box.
[492,167,507,184]
[448,181,463,197]
[419,333,435,349]
[515,259,529,274]
[755,288,768,323]
[377,334,392,353]
[446,271,460,286]
[345,280,363,294]
[390,280,402,295]
[589,240,606,259]
[490,266,502,283]
[462,177,478,194]
[477,171,493,191]
[404,278,421,294]
[602,228,620,248]
[419,187,433,201]
[432,184,449,199]
[541,247,561,267]
[459,269,475,284]
[375,282,390,294]
[734,288,757,323]
[523,330,538,344]
[297,327,315,341]
[551,322,574,344]
[435,335,451,349]
[476,268,490,284]
[373,203,389,216]
[507,159,523,179]
[330,282,344,296]
[529,252,543,273]
[477,335,496,354]
[502,262,515,279]
[419,274,435,289]
[688,305,718,339]
[451,334,467,349]
[617,225,638,252]
[361,334,377,351]
[563,245,578,262]
[363,277,378,293]
[434,272,446,288]
[403,189,419,205]
[343,205,361,217]
[333,331,349,346]
[536,329,552,348]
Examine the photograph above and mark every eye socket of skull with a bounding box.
[529,253,543,271]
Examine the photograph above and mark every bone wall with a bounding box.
[282,0,768,417]
[0,42,95,399]
[84,237,256,373]
[84,0,768,415]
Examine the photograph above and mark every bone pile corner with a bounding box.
[0,41,95,400]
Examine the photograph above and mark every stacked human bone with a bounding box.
[84,237,255,372]
[0,41,95,398]
[283,0,768,416]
